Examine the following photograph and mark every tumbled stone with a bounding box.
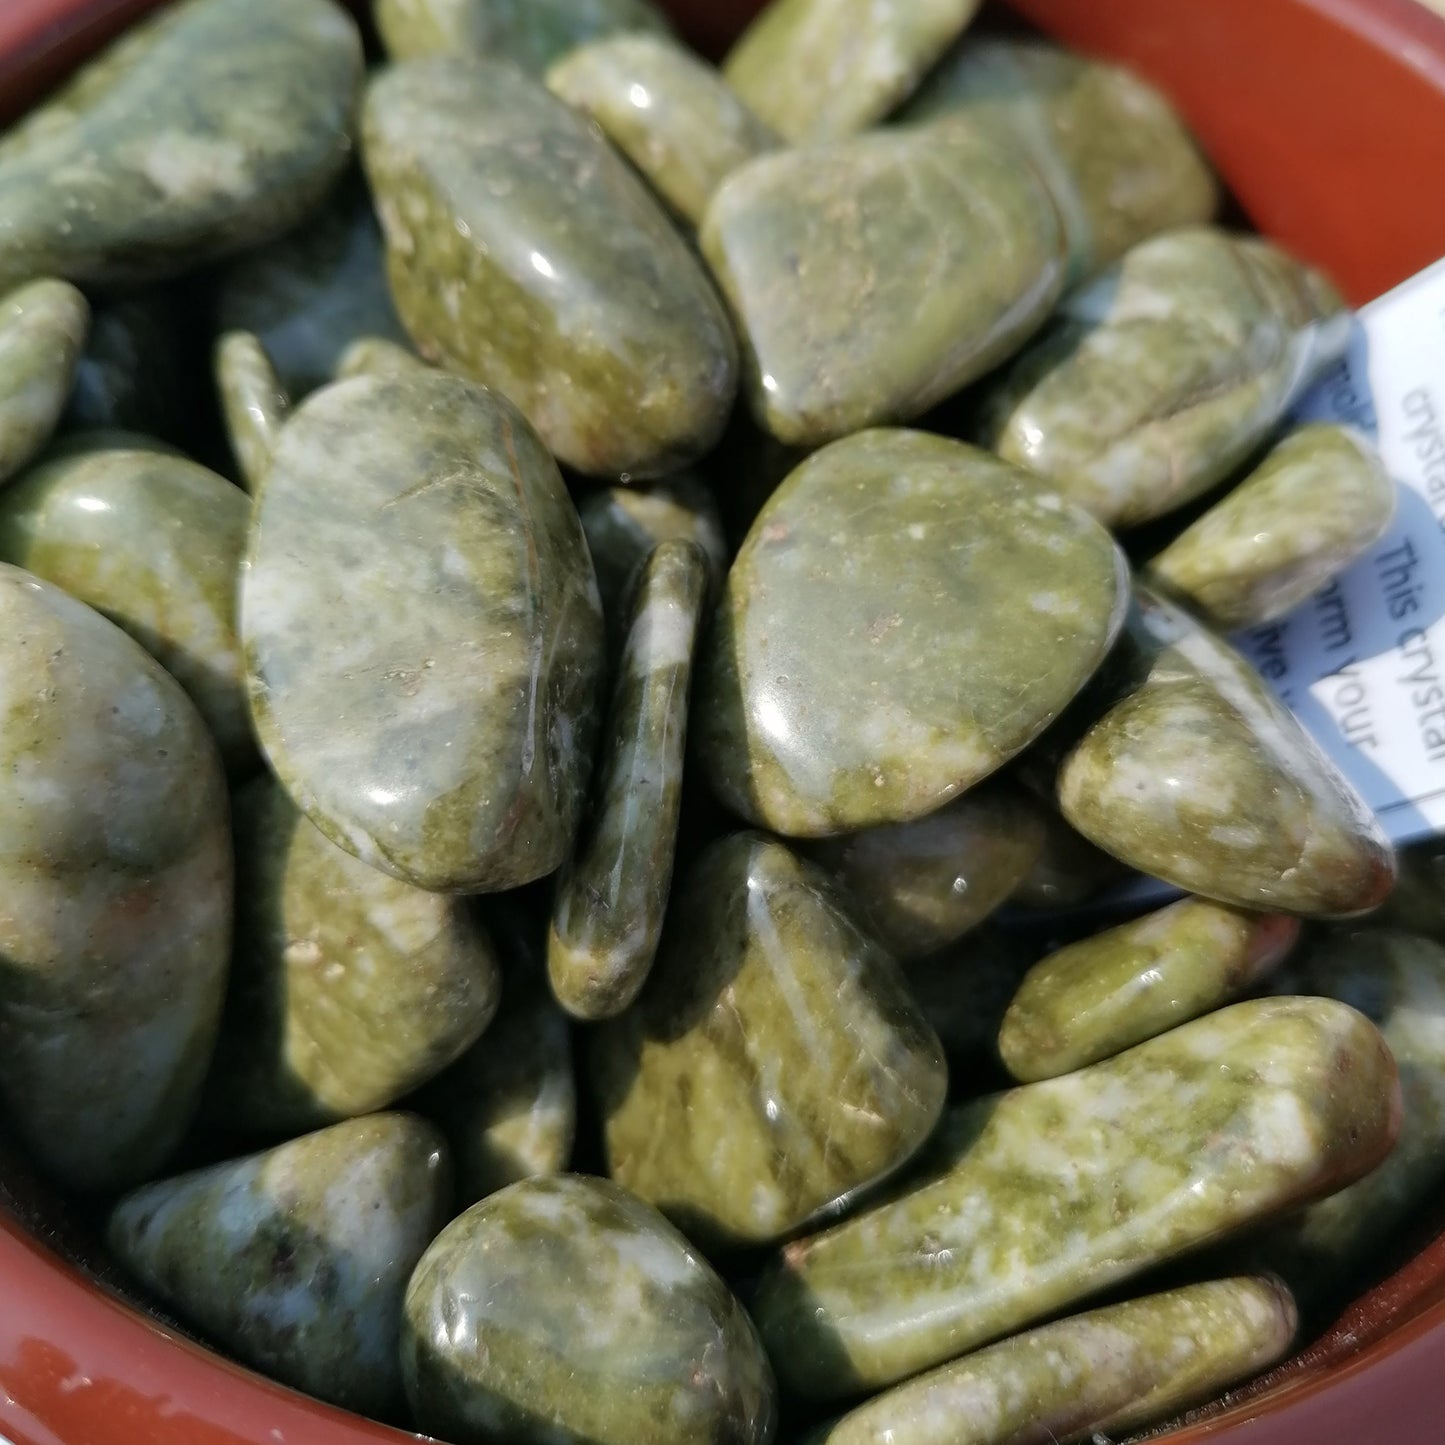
[593,832,947,1246]
[334,336,432,383]
[44,428,186,460]
[402,1174,777,1445]
[0,279,88,485]
[215,331,290,492]
[1009,808,1131,909]
[0,566,231,1192]
[999,897,1300,1082]
[242,372,604,892]
[108,1114,450,1417]
[1057,588,1395,916]
[363,58,738,479]
[62,292,189,443]
[753,996,1397,1399]
[702,126,1065,447]
[697,430,1127,837]
[0,0,362,291]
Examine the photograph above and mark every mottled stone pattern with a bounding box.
[362,58,738,480]
[401,1175,777,1445]
[242,372,604,893]
[1009,807,1131,909]
[754,997,1398,1399]
[0,279,89,484]
[0,566,231,1192]
[0,0,363,291]
[62,292,187,441]
[593,832,947,1246]
[701,126,1065,448]
[215,331,290,492]
[108,1114,451,1418]
[696,430,1127,837]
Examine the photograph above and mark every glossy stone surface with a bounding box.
[242,372,604,893]
[1148,423,1395,629]
[0,279,88,485]
[0,443,253,770]
[753,996,1398,1399]
[549,541,709,1020]
[363,58,738,480]
[701,126,1065,447]
[0,566,231,1192]
[0,0,362,291]
[401,1175,777,1445]
[696,430,1127,837]
[593,832,947,1247]
[979,228,1351,528]
[335,336,432,383]
[62,292,188,442]
[215,331,290,492]
[999,897,1300,1082]
[108,1114,450,1417]
[1058,588,1395,917]
[1009,808,1131,909]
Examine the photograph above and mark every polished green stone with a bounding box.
[402,1174,777,1445]
[108,1114,450,1417]
[61,292,189,442]
[696,430,1127,837]
[0,566,231,1192]
[0,279,88,485]
[362,58,738,480]
[335,336,434,383]
[1008,807,1131,909]
[215,331,290,492]
[242,371,604,893]
[701,125,1065,448]
[0,0,363,291]
[753,996,1397,1399]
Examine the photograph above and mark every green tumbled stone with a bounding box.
[593,832,947,1247]
[999,896,1300,1082]
[242,372,604,893]
[1008,807,1131,909]
[0,0,363,291]
[0,279,88,485]
[334,336,434,383]
[108,1114,450,1417]
[753,996,1398,1400]
[44,428,186,460]
[215,331,290,492]
[696,430,1127,837]
[402,1174,777,1445]
[62,292,189,443]
[0,566,231,1192]
[701,125,1065,448]
[362,58,738,480]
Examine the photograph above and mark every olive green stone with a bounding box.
[978,228,1352,528]
[999,897,1300,1082]
[0,443,253,770]
[1008,807,1131,909]
[593,832,947,1247]
[335,335,433,383]
[362,58,738,480]
[696,430,1128,837]
[62,292,188,443]
[1148,424,1395,629]
[0,279,88,485]
[44,428,187,461]
[1057,588,1395,917]
[108,1114,450,1418]
[242,372,604,893]
[0,566,231,1192]
[0,0,363,292]
[753,996,1398,1399]
[701,125,1065,448]
[215,331,290,491]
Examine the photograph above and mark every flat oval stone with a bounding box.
[242,372,604,892]
[62,292,189,443]
[0,566,231,1192]
[593,832,947,1247]
[0,279,89,485]
[753,996,1398,1400]
[0,0,362,291]
[362,58,738,480]
[108,1113,450,1418]
[401,1174,778,1445]
[215,331,290,491]
[696,430,1128,837]
[701,125,1065,448]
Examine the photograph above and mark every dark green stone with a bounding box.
[1381,840,1445,941]
[0,279,88,485]
[215,330,290,491]
[1008,807,1131,909]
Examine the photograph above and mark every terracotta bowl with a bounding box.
[4,2,1445,1442]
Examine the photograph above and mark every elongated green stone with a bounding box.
[754,996,1398,1399]
[362,58,738,479]
[0,279,88,485]
[108,1114,450,1418]
[62,292,188,442]
[215,331,290,492]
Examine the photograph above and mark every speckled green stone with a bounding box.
[215,331,290,491]
[753,996,1398,1399]
[0,279,88,485]
[0,0,362,292]
[1009,808,1131,909]
[242,372,604,893]
[61,292,188,442]
[979,228,1351,528]
[1058,588,1395,917]
[701,125,1065,448]
[362,58,738,480]
[108,1114,450,1417]
[593,832,947,1247]
[0,566,231,1192]
[696,430,1127,837]
[999,897,1300,1082]
[0,443,253,770]
[402,1174,778,1445]
[335,336,433,383]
